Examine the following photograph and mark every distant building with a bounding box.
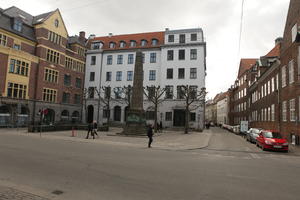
[84,28,207,129]
[0,6,87,127]
[205,99,217,125]
[216,92,229,126]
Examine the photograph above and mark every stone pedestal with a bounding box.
[122,109,147,135]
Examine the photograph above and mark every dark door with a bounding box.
[173,109,185,126]
[87,105,94,123]
[114,106,121,121]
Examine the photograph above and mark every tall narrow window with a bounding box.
[190,49,197,60]
[290,99,296,121]
[106,72,112,81]
[90,72,95,81]
[107,55,113,65]
[179,50,185,60]
[165,86,173,99]
[64,74,71,86]
[150,53,156,63]
[0,34,7,46]
[168,35,174,42]
[167,68,173,79]
[127,71,133,81]
[191,33,197,41]
[149,70,156,81]
[167,50,174,61]
[190,68,197,79]
[117,55,123,64]
[116,71,122,81]
[179,34,185,43]
[178,68,185,79]
[282,66,286,88]
[128,54,134,64]
[91,56,96,65]
[282,101,287,122]
[289,60,294,84]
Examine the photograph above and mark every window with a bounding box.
[105,87,111,99]
[117,55,123,64]
[276,74,279,90]
[54,19,59,27]
[9,59,29,76]
[106,72,112,81]
[271,77,275,92]
[7,82,27,99]
[150,53,156,63]
[282,101,287,121]
[88,87,95,99]
[179,49,185,60]
[75,62,85,73]
[116,71,122,81]
[168,35,174,42]
[290,99,296,121]
[289,60,294,84]
[190,68,197,79]
[114,87,122,99]
[147,86,155,100]
[282,66,286,88]
[177,86,185,99]
[43,88,57,102]
[292,23,298,42]
[190,113,196,121]
[271,105,275,121]
[48,31,61,45]
[103,107,110,118]
[91,42,102,49]
[179,34,185,43]
[75,78,82,88]
[152,39,158,46]
[130,40,136,47]
[44,68,58,83]
[167,68,173,79]
[191,33,197,41]
[90,72,95,81]
[91,56,96,65]
[167,50,174,61]
[13,44,21,50]
[119,41,126,48]
[128,54,134,64]
[46,49,60,64]
[178,68,185,79]
[64,74,71,86]
[65,57,73,69]
[127,71,133,81]
[109,42,115,48]
[146,111,155,120]
[142,53,145,63]
[165,112,172,121]
[74,94,81,104]
[141,40,147,46]
[77,47,85,57]
[165,85,173,99]
[0,34,7,46]
[190,49,197,60]
[189,86,197,99]
[62,92,70,103]
[149,70,156,81]
[13,19,22,32]
[107,55,113,65]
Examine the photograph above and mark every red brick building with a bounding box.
[0,6,87,126]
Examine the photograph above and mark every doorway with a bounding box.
[173,109,185,127]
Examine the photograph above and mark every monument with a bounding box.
[122,50,147,135]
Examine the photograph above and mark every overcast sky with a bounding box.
[0,0,291,98]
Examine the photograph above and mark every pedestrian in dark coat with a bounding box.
[93,120,98,138]
[159,121,163,132]
[86,123,94,139]
[147,124,154,148]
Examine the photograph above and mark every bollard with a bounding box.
[71,127,75,137]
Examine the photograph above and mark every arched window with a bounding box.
[61,110,69,121]
[119,41,126,48]
[141,40,147,47]
[91,42,103,50]
[130,40,136,47]
[151,39,158,46]
[109,42,115,49]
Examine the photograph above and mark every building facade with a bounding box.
[84,28,206,129]
[0,6,87,127]
[216,92,229,126]
[205,99,217,125]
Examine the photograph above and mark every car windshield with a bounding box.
[252,129,260,134]
[263,132,282,138]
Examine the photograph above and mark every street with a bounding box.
[0,127,300,200]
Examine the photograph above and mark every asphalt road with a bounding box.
[0,127,300,200]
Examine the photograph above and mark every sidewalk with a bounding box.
[0,127,212,151]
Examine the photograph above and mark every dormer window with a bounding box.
[141,40,147,47]
[109,42,115,48]
[13,18,22,32]
[120,41,126,48]
[54,19,59,27]
[151,39,158,46]
[91,42,103,50]
[130,40,136,47]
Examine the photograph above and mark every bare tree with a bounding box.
[96,86,113,129]
[143,86,166,133]
[178,85,206,134]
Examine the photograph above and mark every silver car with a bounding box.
[246,128,262,143]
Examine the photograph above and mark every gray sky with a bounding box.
[0,0,290,98]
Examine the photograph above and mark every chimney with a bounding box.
[108,33,113,37]
[275,37,283,45]
[165,28,169,31]
[79,31,85,38]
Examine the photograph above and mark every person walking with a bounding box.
[147,124,154,148]
[93,120,98,138]
[159,121,163,132]
[86,123,93,139]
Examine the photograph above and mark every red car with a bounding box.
[256,130,289,152]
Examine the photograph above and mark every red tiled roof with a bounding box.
[238,59,257,77]
[264,43,280,57]
[90,31,165,50]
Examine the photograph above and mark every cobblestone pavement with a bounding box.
[0,185,49,200]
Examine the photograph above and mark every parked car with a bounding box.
[256,130,289,152]
[246,128,262,143]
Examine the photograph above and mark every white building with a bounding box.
[84,28,206,129]
[216,92,229,125]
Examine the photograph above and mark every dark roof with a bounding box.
[3,6,34,26]
[32,11,54,25]
[68,35,86,46]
